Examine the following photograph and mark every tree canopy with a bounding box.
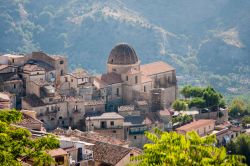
[180,86,225,109]
[229,98,250,118]
[132,129,246,166]
[172,99,188,111]
[0,109,59,166]
[226,134,250,165]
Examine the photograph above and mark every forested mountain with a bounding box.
[0,0,249,97]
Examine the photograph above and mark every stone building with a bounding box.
[85,112,125,140]
[0,92,16,109]
[94,43,177,111]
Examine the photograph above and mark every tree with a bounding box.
[226,134,250,165]
[172,99,188,111]
[181,86,225,109]
[132,129,246,166]
[229,99,246,117]
[0,109,59,165]
[242,116,250,127]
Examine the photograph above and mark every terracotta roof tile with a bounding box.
[23,64,45,72]
[92,142,131,165]
[96,72,122,85]
[176,119,216,132]
[141,75,152,83]
[141,61,175,76]
[48,148,68,157]
[16,112,42,127]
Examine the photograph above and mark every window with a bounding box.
[60,70,64,76]
[110,121,114,126]
[55,156,64,165]
[37,72,39,75]
[116,88,120,96]
[130,153,134,157]
[51,118,55,121]
[126,76,128,81]
[49,98,53,102]
[135,76,138,84]
[65,77,68,82]
[100,121,107,129]
[60,60,64,64]
[12,59,14,63]
[74,105,78,110]
[113,130,116,133]
[134,136,137,139]
[59,116,62,120]
[144,86,146,92]
[46,107,49,112]
[112,68,116,72]
[40,119,44,122]
[13,84,16,89]
[71,79,73,82]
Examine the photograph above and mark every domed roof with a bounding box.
[108,43,139,65]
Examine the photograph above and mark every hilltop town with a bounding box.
[0,43,247,165]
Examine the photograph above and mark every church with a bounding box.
[93,43,177,111]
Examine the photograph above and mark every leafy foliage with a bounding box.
[0,109,59,166]
[229,98,250,118]
[172,99,187,111]
[242,116,250,127]
[181,86,225,109]
[172,114,193,126]
[226,134,250,165]
[132,129,246,166]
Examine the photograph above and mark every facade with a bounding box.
[86,112,125,140]
[94,43,177,111]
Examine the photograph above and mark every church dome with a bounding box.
[108,43,139,65]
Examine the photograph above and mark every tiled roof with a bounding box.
[16,112,42,127]
[71,69,89,78]
[92,142,131,165]
[96,72,122,85]
[0,64,9,71]
[89,112,124,120]
[159,109,171,116]
[48,148,68,157]
[23,64,45,72]
[53,129,128,146]
[141,75,152,83]
[141,61,175,76]
[176,119,216,132]
[22,95,46,107]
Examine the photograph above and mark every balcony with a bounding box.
[129,126,148,135]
